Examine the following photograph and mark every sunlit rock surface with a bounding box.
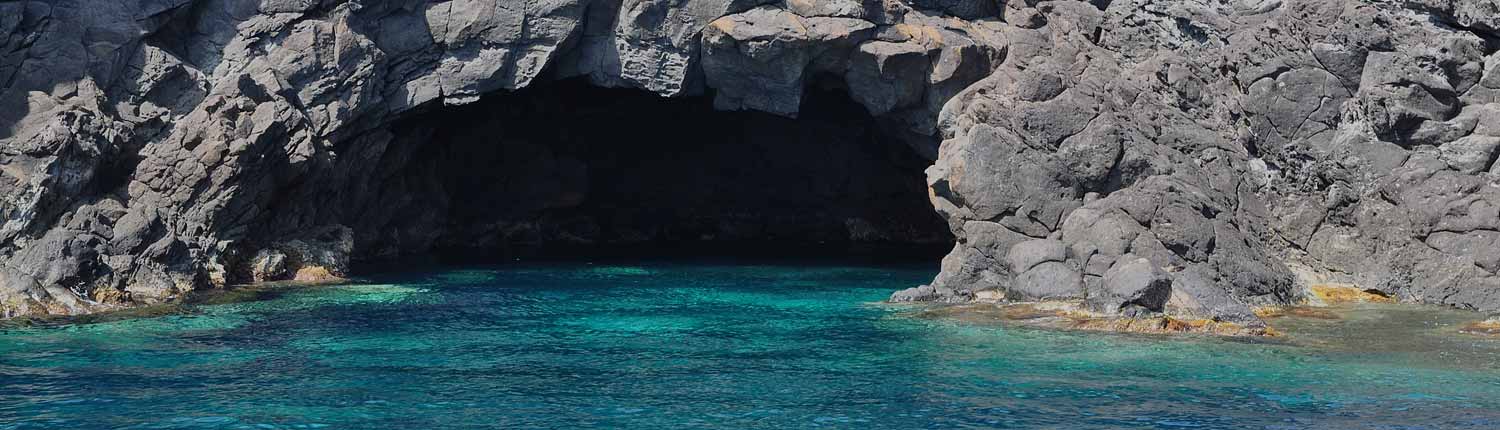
[897,0,1500,327]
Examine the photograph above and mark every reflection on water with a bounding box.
[2,262,1498,429]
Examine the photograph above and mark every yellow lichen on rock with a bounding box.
[1159,317,1208,332]
[1309,283,1393,304]
[0,297,29,319]
[707,17,736,35]
[293,266,345,283]
[1253,306,1281,319]
[891,24,945,46]
[88,287,128,305]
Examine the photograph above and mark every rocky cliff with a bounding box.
[1,0,1498,326]
[897,0,1500,327]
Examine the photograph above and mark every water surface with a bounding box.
[2,262,1498,429]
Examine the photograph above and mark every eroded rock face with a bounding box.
[2,0,1500,325]
[902,0,1500,326]
[0,0,988,317]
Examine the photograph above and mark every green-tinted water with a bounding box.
[2,262,1498,429]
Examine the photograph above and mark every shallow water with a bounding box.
[2,262,1499,429]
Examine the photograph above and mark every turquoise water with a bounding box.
[3,262,1500,429]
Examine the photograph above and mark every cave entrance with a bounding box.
[343,79,952,263]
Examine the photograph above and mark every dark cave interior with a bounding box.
[294,79,953,264]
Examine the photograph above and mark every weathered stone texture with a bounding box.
[4,0,1500,326]
[905,0,1500,326]
[0,0,992,317]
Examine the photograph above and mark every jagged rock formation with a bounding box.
[903,0,1500,327]
[0,0,989,316]
[2,0,1499,327]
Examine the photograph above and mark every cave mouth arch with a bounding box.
[286,78,953,271]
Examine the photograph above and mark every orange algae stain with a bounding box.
[1310,284,1393,304]
[293,266,345,284]
[1255,306,1341,320]
[1460,319,1500,336]
[89,287,127,304]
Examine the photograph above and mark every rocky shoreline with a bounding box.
[908,284,1500,339]
[4,0,1500,329]
[911,300,1278,337]
[9,267,1500,342]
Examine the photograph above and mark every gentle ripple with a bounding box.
[2,261,1499,429]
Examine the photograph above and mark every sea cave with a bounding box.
[241,79,953,272]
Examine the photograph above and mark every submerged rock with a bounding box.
[890,285,941,303]
[915,301,1277,337]
[1461,317,1500,336]
[1072,316,1275,338]
[890,284,972,303]
[1254,306,1342,320]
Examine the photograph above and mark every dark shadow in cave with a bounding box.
[346,78,952,265]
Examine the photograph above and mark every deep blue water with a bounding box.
[3,262,1499,429]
